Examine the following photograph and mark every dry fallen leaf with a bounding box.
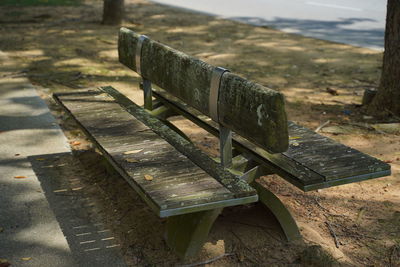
[14,176,27,179]
[326,87,339,96]
[71,141,81,146]
[126,159,139,163]
[144,174,153,181]
[21,257,31,261]
[124,149,143,155]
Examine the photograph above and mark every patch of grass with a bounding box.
[0,0,81,6]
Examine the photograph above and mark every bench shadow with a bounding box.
[0,1,396,265]
[25,148,399,266]
[28,152,127,267]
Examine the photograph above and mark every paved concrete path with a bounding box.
[0,51,126,267]
[151,0,386,50]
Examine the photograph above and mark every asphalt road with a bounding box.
[151,0,386,50]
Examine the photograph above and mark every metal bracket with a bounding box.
[209,67,229,123]
[142,79,153,110]
[135,35,148,76]
[135,35,152,110]
[220,125,232,167]
[209,67,232,167]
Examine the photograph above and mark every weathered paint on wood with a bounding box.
[118,27,289,153]
[54,88,257,217]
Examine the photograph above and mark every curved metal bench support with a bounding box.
[165,208,222,259]
[251,181,301,242]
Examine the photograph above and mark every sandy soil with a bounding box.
[1,0,399,266]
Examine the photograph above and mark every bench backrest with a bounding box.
[118,27,289,153]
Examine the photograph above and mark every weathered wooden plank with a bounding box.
[118,154,201,176]
[148,87,391,190]
[54,88,258,217]
[98,130,157,144]
[150,181,231,204]
[142,171,210,191]
[254,147,324,184]
[121,160,234,209]
[118,27,288,153]
[313,160,387,180]
[284,122,391,181]
[148,88,324,185]
[160,193,232,209]
[218,72,288,154]
[102,86,257,197]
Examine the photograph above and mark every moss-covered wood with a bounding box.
[102,86,257,198]
[219,72,288,154]
[54,88,258,217]
[118,27,289,153]
[149,87,392,191]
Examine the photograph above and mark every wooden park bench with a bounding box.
[53,27,391,259]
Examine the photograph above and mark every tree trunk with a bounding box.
[102,0,124,25]
[368,0,400,117]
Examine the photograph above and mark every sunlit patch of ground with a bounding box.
[0,0,399,265]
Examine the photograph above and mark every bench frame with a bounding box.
[128,32,389,252]
[101,85,302,258]
[54,28,391,259]
[135,34,301,249]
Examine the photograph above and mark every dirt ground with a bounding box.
[1,0,399,266]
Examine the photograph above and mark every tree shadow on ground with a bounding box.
[231,16,384,49]
[0,0,398,265]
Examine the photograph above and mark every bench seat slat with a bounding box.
[54,88,257,217]
[142,172,211,192]
[283,122,390,181]
[98,131,162,146]
[100,86,257,197]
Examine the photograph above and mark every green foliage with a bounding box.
[0,0,81,6]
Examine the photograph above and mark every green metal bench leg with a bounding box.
[165,208,222,259]
[251,181,301,242]
[148,105,178,120]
